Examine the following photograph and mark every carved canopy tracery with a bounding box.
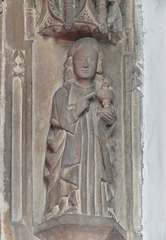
[36,0,123,44]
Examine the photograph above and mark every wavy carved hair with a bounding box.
[63,37,104,82]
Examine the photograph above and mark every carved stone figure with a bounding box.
[107,0,122,32]
[44,37,117,220]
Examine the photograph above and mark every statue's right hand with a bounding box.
[75,92,95,117]
[75,97,90,117]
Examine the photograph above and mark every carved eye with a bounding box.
[109,1,116,6]
[88,57,93,62]
[77,57,84,62]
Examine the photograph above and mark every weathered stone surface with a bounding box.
[43,37,117,220]
[0,0,143,239]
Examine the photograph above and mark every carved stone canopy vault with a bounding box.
[37,0,123,44]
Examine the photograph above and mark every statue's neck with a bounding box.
[75,77,94,88]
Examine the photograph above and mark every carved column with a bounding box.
[64,0,73,30]
[24,0,35,40]
[11,50,25,223]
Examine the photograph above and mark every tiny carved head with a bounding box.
[64,38,103,82]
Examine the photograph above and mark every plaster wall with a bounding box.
[143,0,166,239]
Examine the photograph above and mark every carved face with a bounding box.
[73,45,98,81]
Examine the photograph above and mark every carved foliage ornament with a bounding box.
[37,0,123,43]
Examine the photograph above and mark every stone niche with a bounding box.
[0,0,143,240]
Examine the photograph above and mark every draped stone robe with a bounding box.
[44,79,115,219]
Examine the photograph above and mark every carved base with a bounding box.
[34,215,126,240]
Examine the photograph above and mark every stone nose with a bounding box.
[83,58,89,68]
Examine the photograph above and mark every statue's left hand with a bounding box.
[99,107,116,126]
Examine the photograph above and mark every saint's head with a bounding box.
[73,43,98,82]
[64,38,103,84]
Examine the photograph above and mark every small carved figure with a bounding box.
[107,0,122,32]
[55,0,63,11]
[44,38,116,220]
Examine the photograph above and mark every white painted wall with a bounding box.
[142,0,166,239]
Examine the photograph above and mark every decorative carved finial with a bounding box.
[36,0,123,44]
[13,50,25,78]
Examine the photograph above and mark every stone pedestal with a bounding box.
[35,216,125,240]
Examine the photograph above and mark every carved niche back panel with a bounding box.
[33,44,125,240]
[32,38,125,204]
[33,40,125,239]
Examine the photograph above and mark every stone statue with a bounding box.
[44,37,117,221]
[107,0,122,32]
